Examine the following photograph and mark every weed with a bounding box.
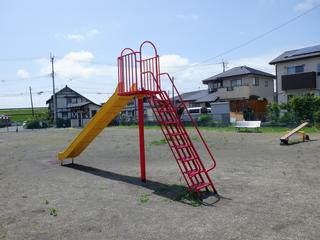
[150,139,167,145]
[191,136,199,141]
[139,193,151,204]
[48,208,58,217]
[44,199,49,205]
[169,184,203,207]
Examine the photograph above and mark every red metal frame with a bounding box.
[138,96,146,182]
[117,41,218,194]
[118,41,160,95]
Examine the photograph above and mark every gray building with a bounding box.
[270,44,320,103]
[202,66,275,103]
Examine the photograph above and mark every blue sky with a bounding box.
[0,0,319,108]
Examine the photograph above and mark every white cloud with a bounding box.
[39,51,116,80]
[66,34,85,41]
[86,29,99,37]
[294,0,320,11]
[64,51,94,62]
[16,69,30,79]
[160,55,189,68]
[63,28,99,41]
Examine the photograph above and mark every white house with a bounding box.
[46,85,101,127]
[270,44,320,103]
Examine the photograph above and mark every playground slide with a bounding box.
[58,85,134,161]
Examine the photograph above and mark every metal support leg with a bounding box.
[138,97,146,182]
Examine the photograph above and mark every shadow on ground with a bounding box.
[63,163,228,207]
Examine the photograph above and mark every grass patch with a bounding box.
[48,207,58,217]
[156,184,203,207]
[150,139,167,145]
[138,193,151,204]
[173,187,202,207]
[116,125,320,133]
[191,136,199,141]
[0,107,48,122]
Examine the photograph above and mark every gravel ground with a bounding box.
[0,127,320,240]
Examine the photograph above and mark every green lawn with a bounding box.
[0,108,48,122]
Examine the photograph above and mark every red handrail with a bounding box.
[159,73,217,172]
[141,70,217,172]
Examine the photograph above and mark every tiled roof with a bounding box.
[202,66,275,83]
[270,44,320,64]
[179,89,208,101]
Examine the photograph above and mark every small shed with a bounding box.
[210,102,230,124]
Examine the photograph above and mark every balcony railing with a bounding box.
[282,72,316,90]
[215,85,250,99]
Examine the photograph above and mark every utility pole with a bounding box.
[222,59,228,72]
[50,53,57,127]
[29,86,34,118]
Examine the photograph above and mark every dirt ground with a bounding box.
[0,127,320,240]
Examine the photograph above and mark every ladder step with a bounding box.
[180,156,195,162]
[192,182,211,192]
[184,169,200,178]
[162,120,178,125]
[157,108,172,113]
[174,144,189,149]
[165,132,184,137]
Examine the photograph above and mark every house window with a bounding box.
[189,103,200,107]
[317,64,320,76]
[67,98,77,104]
[231,79,242,87]
[91,110,97,117]
[265,80,268,87]
[287,65,304,74]
[62,112,68,118]
[253,77,259,86]
[208,82,220,93]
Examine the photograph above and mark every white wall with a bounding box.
[276,57,320,103]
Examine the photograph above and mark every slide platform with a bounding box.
[58,86,134,161]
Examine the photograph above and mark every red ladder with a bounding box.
[147,80,218,194]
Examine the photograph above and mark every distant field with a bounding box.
[0,107,48,122]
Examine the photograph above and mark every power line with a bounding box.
[0,74,50,84]
[172,3,320,75]
[0,56,48,62]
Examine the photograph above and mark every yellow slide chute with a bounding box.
[58,85,133,161]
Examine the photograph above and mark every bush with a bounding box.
[279,111,295,124]
[24,119,48,129]
[267,95,320,126]
[197,114,211,126]
[313,111,320,127]
[288,94,320,123]
[267,103,280,123]
[56,118,70,128]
